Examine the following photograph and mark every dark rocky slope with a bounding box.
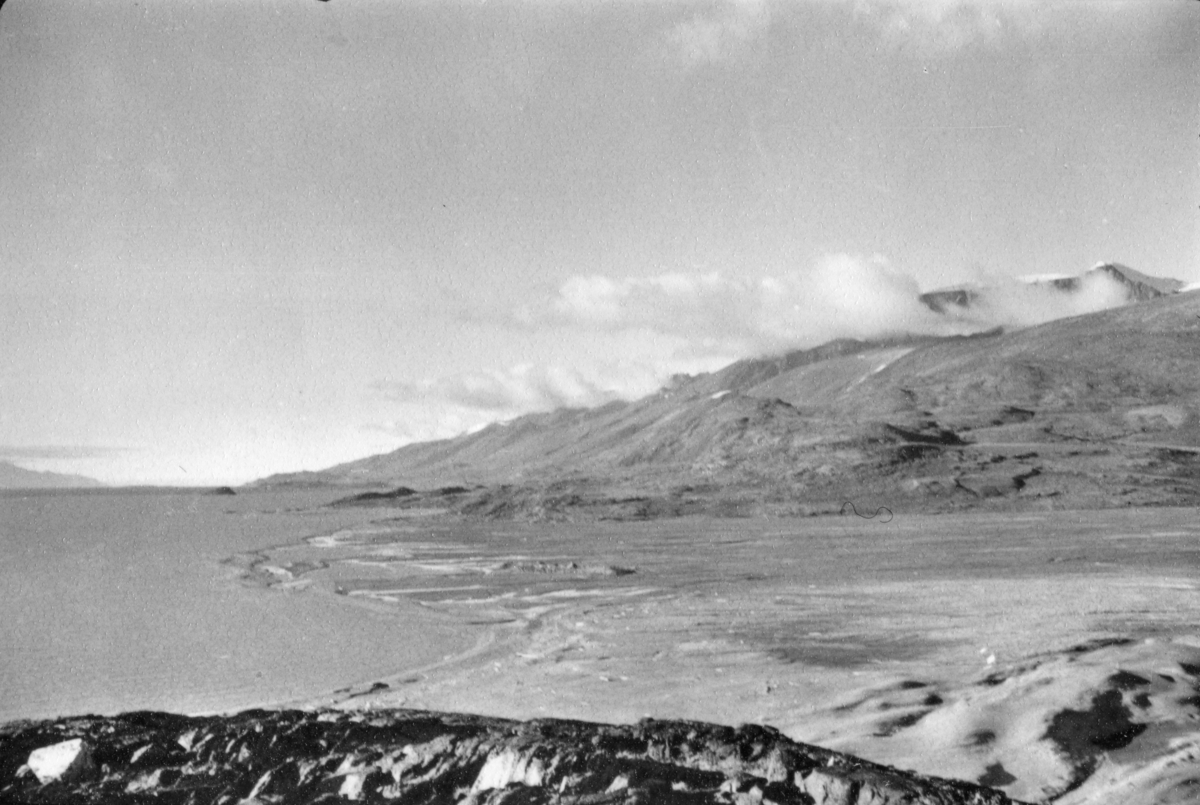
[1,707,1024,804]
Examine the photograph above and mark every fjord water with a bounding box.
[0,488,477,722]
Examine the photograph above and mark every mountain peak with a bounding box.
[1085,262,1185,299]
[920,263,1183,314]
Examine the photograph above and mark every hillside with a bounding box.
[0,461,104,490]
[258,289,1200,519]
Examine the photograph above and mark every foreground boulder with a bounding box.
[0,707,1025,804]
[23,737,96,785]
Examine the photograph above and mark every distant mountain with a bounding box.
[258,281,1200,519]
[919,262,1184,313]
[0,461,105,490]
[1042,262,1185,300]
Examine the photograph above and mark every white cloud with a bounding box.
[377,363,630,415]
[936,270,1131,329]
[378,255,1145,445]
[547,254,949,354]
[371,360,688,443]
[543,254,1140,354]
[664,0,771,68]
[852,0,1038,53]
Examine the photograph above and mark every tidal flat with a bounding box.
[3,491,1199,803]
[244,504,1200,803]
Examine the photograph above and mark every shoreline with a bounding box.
[232,508,1200,804]
[5,497,1200,803]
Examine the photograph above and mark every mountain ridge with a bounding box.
[257,278,1200,519]
[0,461,105,490]
[918,262,1183,314]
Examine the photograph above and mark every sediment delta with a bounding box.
[5,501,1197,804]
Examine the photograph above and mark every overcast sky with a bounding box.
[1,0,1196,485]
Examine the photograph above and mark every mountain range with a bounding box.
[258,266,1200,519]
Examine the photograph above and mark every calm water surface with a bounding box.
[0,488,477,722]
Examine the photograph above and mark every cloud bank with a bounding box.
[938,270,1131,330]
[381,254,1140,443]
[371,361,676,443]
[378,364,631,415]
[545,254,948,355]
[544,255,1135,351]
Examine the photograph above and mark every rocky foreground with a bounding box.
[0,708,1024,804]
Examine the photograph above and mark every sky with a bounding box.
[1,0,1197,486]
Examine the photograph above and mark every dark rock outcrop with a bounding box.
[918,287,979,314]
[333,487,418,505]
[1,708,1025,804]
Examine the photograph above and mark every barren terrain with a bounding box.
[224,505,1200,803]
